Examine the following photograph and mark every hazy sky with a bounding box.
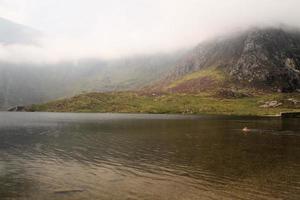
[0,0,300,62]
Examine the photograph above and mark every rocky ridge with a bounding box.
[158,27,300,93]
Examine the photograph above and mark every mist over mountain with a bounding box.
[2,25,300,109]
[0,53,183,109]
[3,26,300,109]
[151,27,300,93]
[0,17,40,45]
[0,17,186,109]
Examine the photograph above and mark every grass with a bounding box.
[165,68,225,90]
[27,92,300,116]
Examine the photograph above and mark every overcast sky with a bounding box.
[0,0,300,62]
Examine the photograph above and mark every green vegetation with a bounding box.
[27,92,300,116]
[165,68,225,90]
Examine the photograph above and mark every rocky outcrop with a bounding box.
[170,27,300,92]
[229,28,300,91]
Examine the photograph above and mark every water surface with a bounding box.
[0,112,299,200]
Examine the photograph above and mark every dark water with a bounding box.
[0,112,299,200]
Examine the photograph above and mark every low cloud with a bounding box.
[0,0,300,63]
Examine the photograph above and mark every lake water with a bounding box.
[0,112,299,200]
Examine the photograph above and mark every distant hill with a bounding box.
[0,17,40,45]
[0,53,183,109]
[150,27,300,93]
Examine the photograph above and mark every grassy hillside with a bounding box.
[25,66,300,116]
[27,92,300,116]
[162,68,227,93]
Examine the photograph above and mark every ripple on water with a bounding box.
[0,113,299,200]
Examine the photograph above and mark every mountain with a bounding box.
[0,17,40,45]
[151,27,300,93]
[25,26,300,116]
[0,53,182,109]
[2,25,300,110]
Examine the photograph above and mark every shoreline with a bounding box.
[4,110,293,119]
[7,92,300,118]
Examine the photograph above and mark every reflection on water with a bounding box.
[0,112,299,200]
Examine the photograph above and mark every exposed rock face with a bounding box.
[230,28,300,91]
[172,27,300,92]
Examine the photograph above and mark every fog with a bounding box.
[1,0,300,63]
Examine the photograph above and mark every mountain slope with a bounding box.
[25,27,300,116]
[3,26,300,110]
[152,27,300,93]
[0,17,40,45]
[0,53,182,109]
[0,17,183,109]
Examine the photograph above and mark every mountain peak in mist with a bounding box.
[153,26,300,92]
[0,17,40,45]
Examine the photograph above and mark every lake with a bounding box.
[0,112,299,200]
